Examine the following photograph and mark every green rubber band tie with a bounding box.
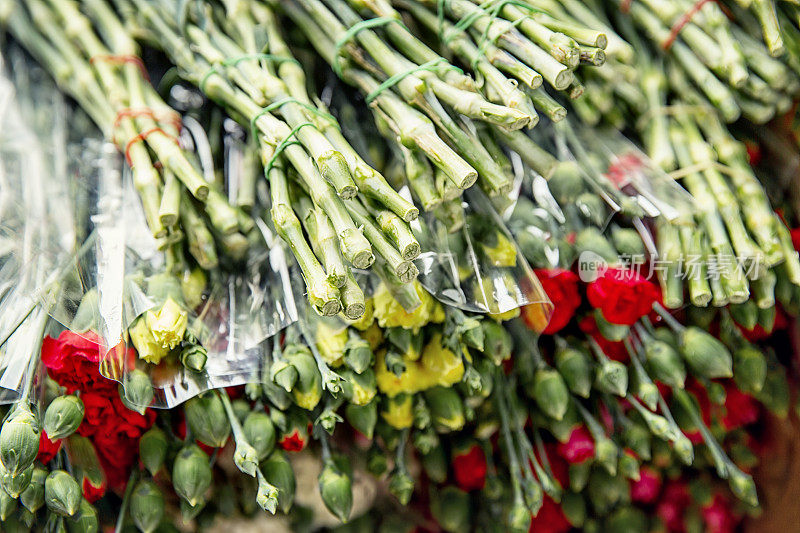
[198,54,302,93]
[264,121,315,174]
[249,97,338,140]
[366,57,454,103]
[332,16,407,77]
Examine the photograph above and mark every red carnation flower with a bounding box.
[630,466,662,504]
[529,268,581,335]
[722,386,759,430]
[41,331,117,394]
[586,267,660,326]
[529,495,571,533]
[279,430,306,452]
[82,477,107,503]
[657,481,690,532]
[556,426,594,464]
[37,431,62,464]
[702,494,737,533]
[451,444,487,491]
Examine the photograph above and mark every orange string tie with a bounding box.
[89,54,151,82]
[124,127,178,167]
[661,0,719,51]
[112,107,183,145]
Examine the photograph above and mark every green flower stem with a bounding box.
[296,195,348,289]
[679,225,712,307]
[158,170,181,228]
[365,200,421,261]
[346,201,418,283]
[494,371,525,507]
[180,195,219,270]
[394,0,539,122]
[269,163,342,316]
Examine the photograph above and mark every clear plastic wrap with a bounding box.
[0,51,79,402]
[412,186,553,321]
[551,120,696,222]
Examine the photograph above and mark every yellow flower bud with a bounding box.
[129,317,169,365]
[146,297,188,350]
[315,321,348,367]
[381,394,414,429]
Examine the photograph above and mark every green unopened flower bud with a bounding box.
[611,227,645,258]
[1,462,32,498]
[284,347,323,411]
[569,461,591,491]
[595,438,618,476]
[637,408,672,440]
[756,367,790,417]
[521,476,543,513]
[561,491,586,527]
[555,347,592,398]
[673,433,694,465]
[679,327,733,379]
[507,500,531,533]
[129,317,169,365]
[256,470,280,514]
[605,507,648,533]
[344,334,373,374]
[418,443,445,483]
[20,466,46,512]
[389,469,415,505]
[622,425,651,461]
[180,499,205,522]
[66,498,99,533]
[262,379,292,410]
[43,395,84,441]
[184,393,230,448]
[261,451,295,513]
[644,340,686,389]
[431,487,470,532]
[575,227,618,264]
[271,359,298,392]
[0,485,16,520]
[231,399,249,423]
[594,310,629,341]
[548,161,583,203]
[45,470,82,516]
[530,368,569,420]
[0,405,40,477]
[575,192,607,227]
[413,428,439,455]
[233,440,259,477]
[172,444,212,506]
[120,369,154,414]
[481,320,512,365]
[413,396,430,430]
[345,401,378,440]
[180,344,207,372]
[384,350,407,377]
[734,346,768,394]
[146,296,189,350]
[139,427,168,475]
[459,317,485,351]
[636,381,659,411]
[130,480,165,533]
[727,465,758,507]
[319,460,352,523]
[758,305,776,333]
[243,412,276,461]
[366,444,388,477]
[729,301,758,330]
[587,468,626,515]
[595,361,628,396]
[340,368,377,406]
[619,452,640,481]
[424,387,465,432]
[707,380,726,405]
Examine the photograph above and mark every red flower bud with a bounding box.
[279,430,306,452]
[451,444,487,492]
[586,267,660,326]
[36,431,61,464]
[529,269,581,335]
[556,426,594,464]
[630,466,661,504]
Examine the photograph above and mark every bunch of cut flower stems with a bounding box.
[0,0,251,273]
[106,0,433,319]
